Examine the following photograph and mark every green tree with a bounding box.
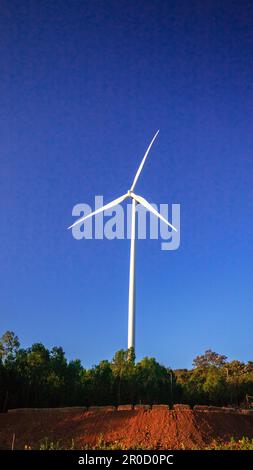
[203,366,227,405]
[135,357,172,404]
[225,360,249,405]
[0,331,20,363]
[179,368,206,405]
[87,360,113,405]
[111,349,135,404]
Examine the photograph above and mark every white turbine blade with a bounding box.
[130,130,160,192]
[132,193,177,232]
[68,193,128,229]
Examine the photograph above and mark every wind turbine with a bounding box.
[68,130,177,352]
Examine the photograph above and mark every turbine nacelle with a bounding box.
[127,190,135,198]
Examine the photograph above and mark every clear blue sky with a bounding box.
[1,0,253,369]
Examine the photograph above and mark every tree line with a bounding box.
[0,331,253,411]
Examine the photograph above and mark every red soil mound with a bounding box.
[1,407,253,450]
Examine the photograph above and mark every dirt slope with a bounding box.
[1,408,253,450]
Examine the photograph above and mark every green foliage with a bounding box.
[205,437,253,450]
[39,438,62,450]
[0,331,20,362]
[135,357,174,404]
[1,331,253,411]
[203,367,227,405]
[33,436,253,450]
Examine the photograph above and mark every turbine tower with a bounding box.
[68,131,177,352]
